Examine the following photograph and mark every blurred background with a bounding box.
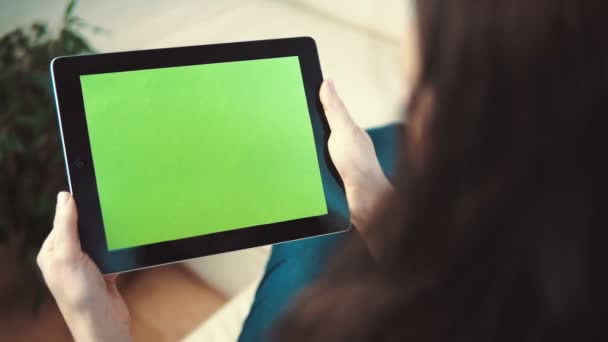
[0,0,414,340]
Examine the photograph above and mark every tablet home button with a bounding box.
[73,159,85,169]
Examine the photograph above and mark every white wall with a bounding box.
[289,0,414,41]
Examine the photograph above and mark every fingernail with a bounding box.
[57,192,69,207]
[327,79,336,94]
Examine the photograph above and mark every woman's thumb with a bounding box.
[320,79,356,131]
[52,191,80,249]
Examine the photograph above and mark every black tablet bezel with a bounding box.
[51,37,350,274]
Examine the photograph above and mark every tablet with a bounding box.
[51,37,349,274]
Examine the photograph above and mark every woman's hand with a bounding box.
[320,80,393,236]
[37,192,131,342]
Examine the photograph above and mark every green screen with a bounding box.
[79,56,327,250]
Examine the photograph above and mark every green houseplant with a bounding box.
[0,0,102,308]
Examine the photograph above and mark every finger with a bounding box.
[104,273,119,284]
[52,191,80,250]
[40,222,56,253]
[320,79,357,132]
[37,235,52,269]
[104,273,121,293]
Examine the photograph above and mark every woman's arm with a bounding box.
[36,81,389,341]
[320,80,394,258]
[37,192,132,342]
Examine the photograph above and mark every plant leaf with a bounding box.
[60,28,93,54]
[64,0,78,20]
[0,135,25,153]
[31,22,48,41]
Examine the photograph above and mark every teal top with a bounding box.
[238,123,402,342]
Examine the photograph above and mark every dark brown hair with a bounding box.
[274,1,605,341]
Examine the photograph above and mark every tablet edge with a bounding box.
[50,56,74,194]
